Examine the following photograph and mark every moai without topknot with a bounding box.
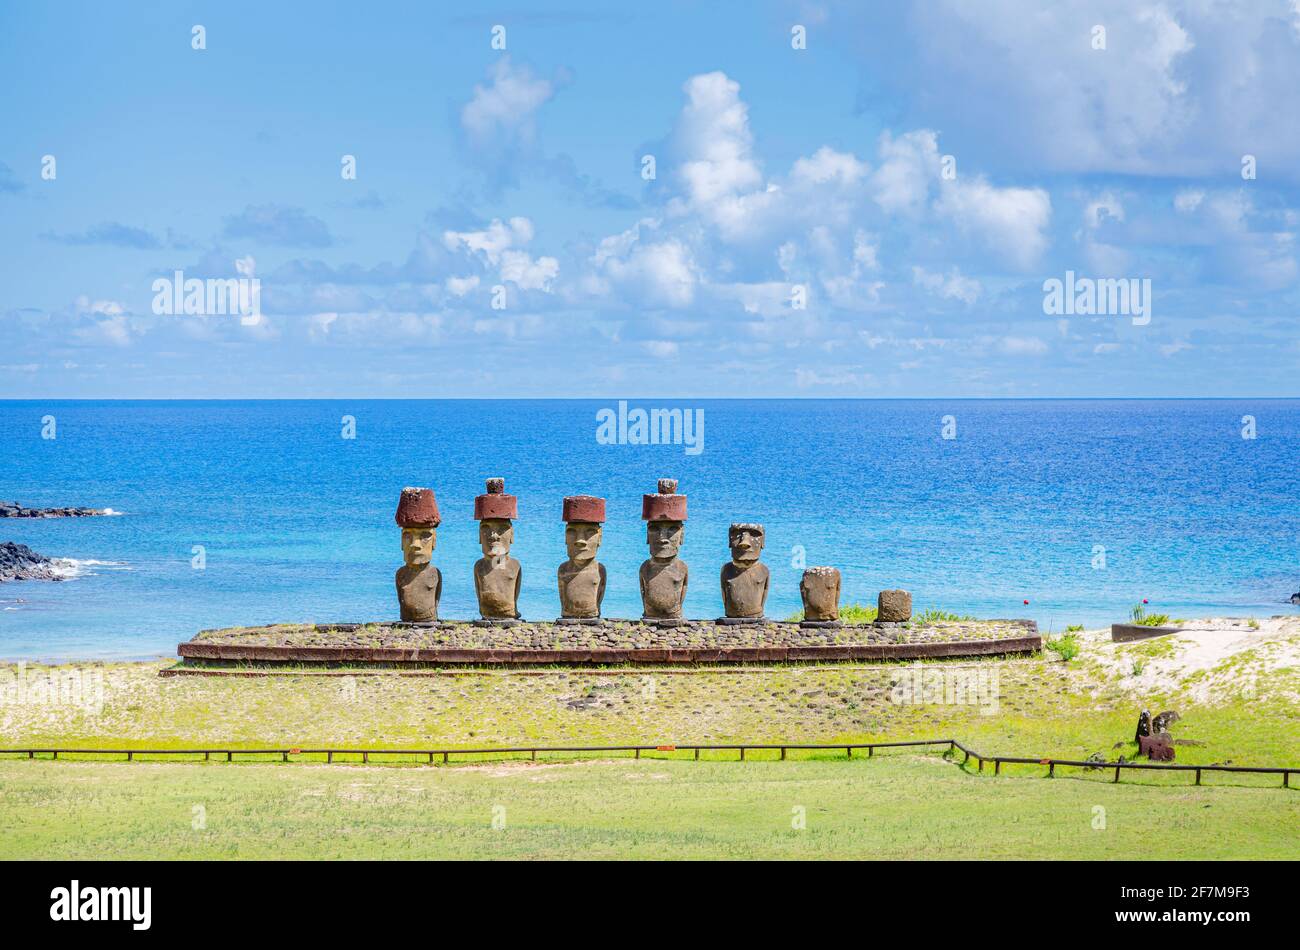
[799,566,842,625]
[639,478,688,620]
[394,487,442,622]
[720,523,769,621]
[473,477,521,620]
[558,495,607,621]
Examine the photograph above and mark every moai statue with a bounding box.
[394,487,442,623]
[720,523,769,621]
[473,477,521,621]
[639,478,688,620]
[558,495,607,621]
[800,566,842,625]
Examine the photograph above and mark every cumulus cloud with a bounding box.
[936,177,1051,270]
[444,216,559,291]
[912,266,981,304]
[825,1,1300,178]
[593,224,697,308]
[461,56,557,150]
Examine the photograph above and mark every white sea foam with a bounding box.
[49,558,131,579]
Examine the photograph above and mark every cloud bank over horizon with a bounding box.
[2,1,1298,397]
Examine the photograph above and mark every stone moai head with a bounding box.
[728,523,765,567]
[395,487,441,565]
[800,566,841,622]
[642,478,686,561]
[402,527,436,565]
[563,495,605,564]
[395,486,442,623]
[474,478,517,557]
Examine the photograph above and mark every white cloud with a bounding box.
[791,146,870,186]
[912,266,980,304]
[672,71,766,231]
[460,57,555,149]
[936,177,1052,270]
[499,249,559,291]
[444,217,558,291]
[445,275,480,297]
[825,2,1300,178]
[594,236,697,308]
[872,130,940,214]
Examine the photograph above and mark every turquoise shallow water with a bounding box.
[1,399,1297,660]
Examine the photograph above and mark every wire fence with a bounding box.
[1,738,1293,787]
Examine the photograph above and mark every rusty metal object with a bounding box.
[1139,734,1176,761]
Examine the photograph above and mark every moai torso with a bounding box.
[721,562,769,618]
[799,567,841,621]
[640,558,688,619]
[396,564,441,622]
[558,560,606,618]
[475,557,521,619]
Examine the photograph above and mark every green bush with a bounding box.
[1046,633,1080,662]
[1129,603,1171,627]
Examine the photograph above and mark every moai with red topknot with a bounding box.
[640,478,688,620]
[394,487,442,622]
[473,478,521,621]
[557,495,607,621]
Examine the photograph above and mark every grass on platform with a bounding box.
[1,753,1295,860]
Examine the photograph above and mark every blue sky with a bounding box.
[2,0,1299,397]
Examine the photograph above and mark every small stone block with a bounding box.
[877,589,913,623]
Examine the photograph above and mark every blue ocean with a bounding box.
[2,399,1297,660]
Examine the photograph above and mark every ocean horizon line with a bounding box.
[3,396,1300,404]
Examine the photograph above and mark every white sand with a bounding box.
[1084,615,1300,702]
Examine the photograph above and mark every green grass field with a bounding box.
[3,754,1296,860]
[1,618,1296,859]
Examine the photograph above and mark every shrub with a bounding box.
[1129,603,1171,627]
[1046,633,1080,662]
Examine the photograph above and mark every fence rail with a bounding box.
[1,739,1293,787]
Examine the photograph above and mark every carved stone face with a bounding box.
[401,526,436,566]
[646,520,683,560]
[565,522,602,563]
[479,518,513,557]
[729,526,765,566]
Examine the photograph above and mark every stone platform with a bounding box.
[178,618,1041,667]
